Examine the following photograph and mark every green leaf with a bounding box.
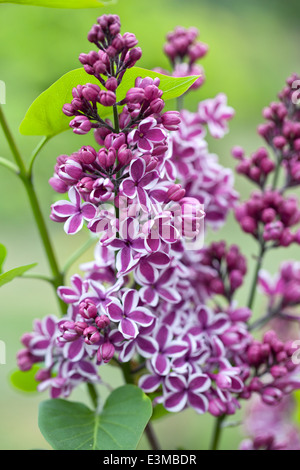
[294,391,300,423]
[10,365,41,393]
[0,244,7,274]
[0,262,37,287]
[0,0,114,8]
[19,67,200,137]
[39,385,152,450]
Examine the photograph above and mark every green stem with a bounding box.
[247,241,266,310]
[145,422,161,450]
[0,106,27,175]
[0,156,18,174]
[28,136,50,178]
[20,273,53,283]
[210,415,225,451]
[113,104,120,133]
[0,105,66,315]
[87,382,99,409]
[248,310,274,331]
[249,300,283,331]
[119,361,134,384]
[62,236,96,275]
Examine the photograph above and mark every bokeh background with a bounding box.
[0,0,299,450]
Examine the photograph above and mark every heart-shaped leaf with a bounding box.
[0,262,37,287]
[38,384,152,450]
[0,0,114,8]
[10,365,41,393]
[0,244,7,274]
[19,67,200,137]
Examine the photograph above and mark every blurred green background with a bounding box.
[0,0,299,450]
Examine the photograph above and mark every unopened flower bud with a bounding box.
[95,315,110,329]
[74,321,88,336]
[70,116,92,135]
[118,144,133,166]
[97,342,115,363]
[123,32,138,48]
[75,146,97,165]
[98,90,116,107]
[84,326,101,345]
[79,299,98,319]
[105,77,118,91]
[262,386,282,405]
[167,184,186,202]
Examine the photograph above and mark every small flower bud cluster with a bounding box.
[235,189,300,247]
[63,15,142,134]
[164,26,208,64]
[199,241,247,301]
[243,331,299,406]
[49,137,133,201]
[59,299,114,365]
[256,73,300,190]
[16,315,101,398]
[163,26,208,91]
[82,15,141,79]
[232,146,275,187]
[120,77,181,133]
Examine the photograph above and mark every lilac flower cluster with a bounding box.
[197,241,247,302]
[17,16,300,438]
[18,16,207,408]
